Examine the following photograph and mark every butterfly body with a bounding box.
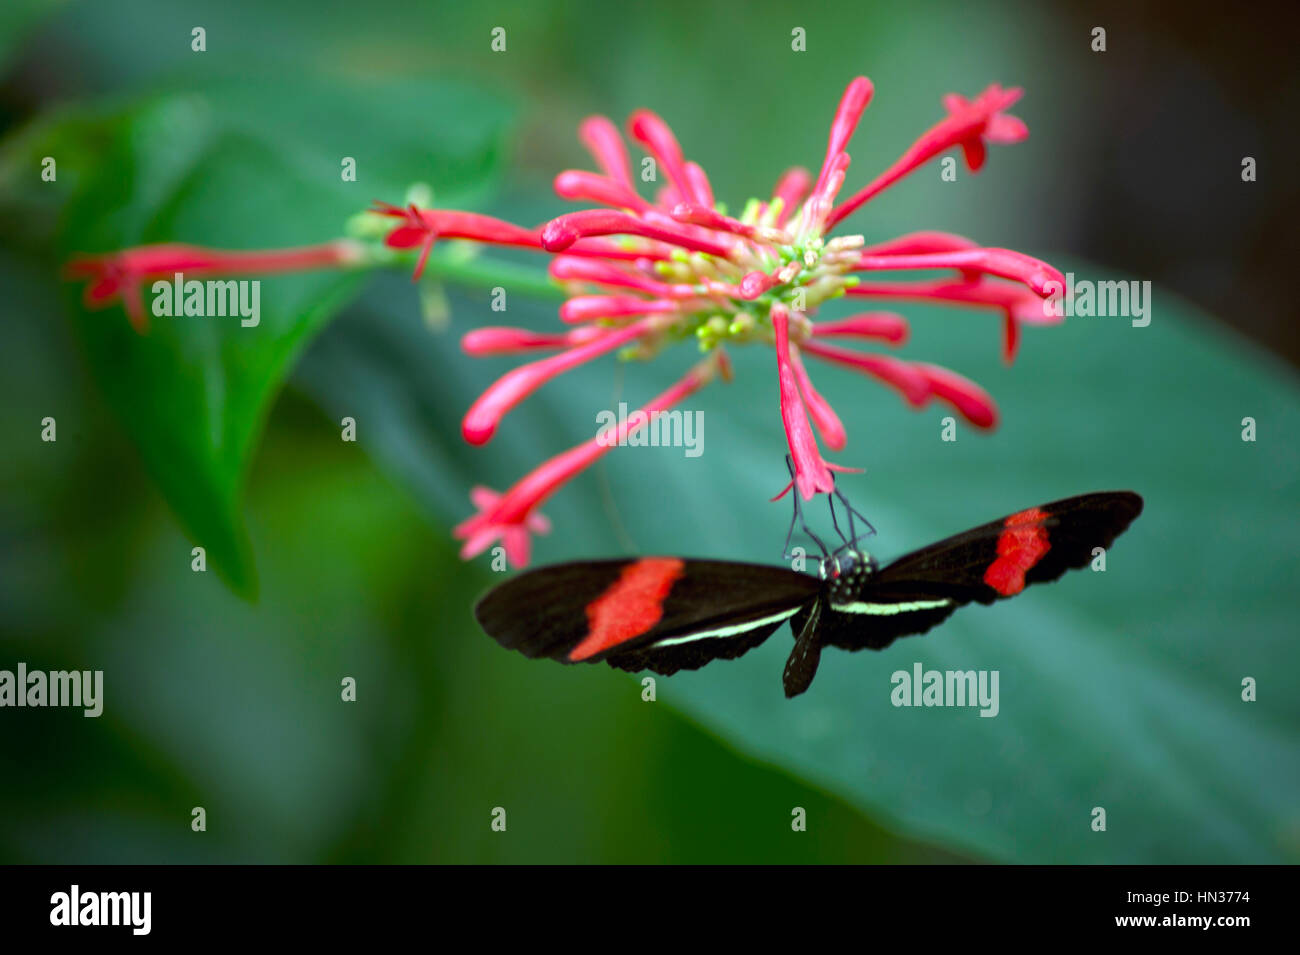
[473,491,1143,697]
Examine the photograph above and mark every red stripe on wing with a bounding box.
[568,557,687,661]
[983,507,1051,596]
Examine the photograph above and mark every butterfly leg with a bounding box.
[828,484,876,556]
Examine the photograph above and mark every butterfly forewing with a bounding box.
[807,491,1144,654]
[873,490,1144,600]
[474,557,820,675]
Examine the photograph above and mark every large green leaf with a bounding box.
[1,244,957,863]
[8,78,513,593]
[294,259,1300,862]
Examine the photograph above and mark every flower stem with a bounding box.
[402,251,564,301]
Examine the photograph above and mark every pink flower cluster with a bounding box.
[437,78,1061,563]
[66,76,1064,568]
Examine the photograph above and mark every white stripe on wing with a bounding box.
[650,606,803,647]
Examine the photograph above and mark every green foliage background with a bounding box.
[1,0,1296,862]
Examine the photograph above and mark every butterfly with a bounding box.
[473,491,1143,697]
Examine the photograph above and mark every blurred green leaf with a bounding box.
[0,0,55,71]
[295,261,1300,862]
[15,77,513,593]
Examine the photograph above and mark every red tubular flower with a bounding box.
[558,295,684,324]
[852,248,1063,297]
[64,240,361,332]
[579,115,635,188]
[371,201,541,248]
[628,109,704,206]
[561,238,672,262]
[800,340,932,408]
[811,312,910,345]
[800,340,999,429]
[861,231,979,255]
[671,202,791,245]
[554,170,654,213]
[461,325,604,356]
[541,208,732,258]
[941,89,1030,170]
[845,277,1056,362]
[772,304,836,500]
[454,353,727,566]
[771,167,812,226]
[913,363,999,429]
[371,201,543,280]
[826,83,1027,229]
[814,77,874,201]
[455,485,553,569]
[549,256,696,298]
[685,162,715,210]
[859,232,984,281]
[788,345,847,451]
[462,318,658,446]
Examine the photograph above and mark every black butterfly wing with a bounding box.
[474,557,820,677]
[799,491,1143,653]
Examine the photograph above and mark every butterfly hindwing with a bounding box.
[474,557,820,676]
[794,593,958,654]
[803,491,1144,653]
